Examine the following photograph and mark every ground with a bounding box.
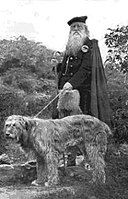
[0,142,128,199]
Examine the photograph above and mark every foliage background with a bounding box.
[0,28,128,199]
[0,35,57,156]
[104,25,128,144]
[0,29,128,157]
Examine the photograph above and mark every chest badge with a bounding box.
[81,45,89,53]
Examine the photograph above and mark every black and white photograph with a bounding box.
[0,0,128,198]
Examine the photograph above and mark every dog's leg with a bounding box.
[32,155,47,186]
[45,148,59,187]
[86,143,106,184]
[95,132,108,183]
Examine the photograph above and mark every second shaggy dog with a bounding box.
[57,89,82,118]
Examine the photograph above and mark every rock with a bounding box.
[0,161,37,185]
[0,153,12,165]
[0,163,94,198]
[0,160,92,186]
[59,165,92,185]
[0,185,93,199]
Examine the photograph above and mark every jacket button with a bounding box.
[70,73,73,76]
[70,57,73,60]
[70,65,73,67]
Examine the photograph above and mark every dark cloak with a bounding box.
[91,39,111,126]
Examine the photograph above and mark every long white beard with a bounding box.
[65,32,87,56]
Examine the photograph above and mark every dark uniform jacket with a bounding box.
[57,38,92,90]
[57,37,92,115]
[56,38,111,127]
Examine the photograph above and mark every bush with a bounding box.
[108,80,128,144]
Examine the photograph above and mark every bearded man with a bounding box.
[52,16,111,127]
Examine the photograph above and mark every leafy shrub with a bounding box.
[108,79,128,144]
[0,36,58,160]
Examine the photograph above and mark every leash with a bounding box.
[34,92,60,118]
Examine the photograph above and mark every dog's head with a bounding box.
[57,89,80,111]
[4,115,31,143]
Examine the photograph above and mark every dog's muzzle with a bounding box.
[5,131,14,139]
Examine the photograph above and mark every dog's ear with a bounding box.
[3,116,10,134]
[21,119,31,146]
[24,119,36,132]
[4,116,11,126]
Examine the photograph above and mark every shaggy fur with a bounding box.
[57,89,83,118]
[57,89,83,166]
[4,114,112,186]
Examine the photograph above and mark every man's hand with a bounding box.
[63,82,73,90]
